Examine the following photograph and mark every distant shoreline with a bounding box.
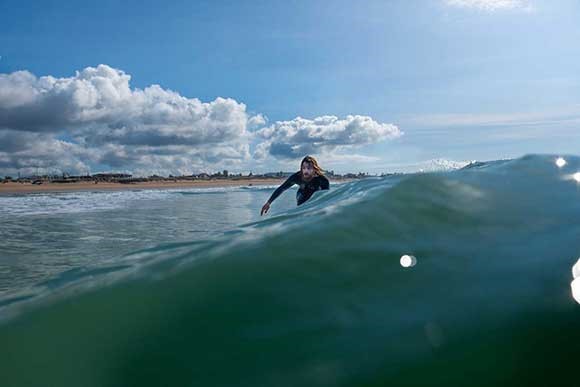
[0,178,357,195]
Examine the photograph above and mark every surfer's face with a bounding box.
[301,162,314,180]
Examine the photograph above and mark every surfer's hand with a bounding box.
[261,202,270,216]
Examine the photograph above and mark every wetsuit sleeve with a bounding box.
[267,173,299,204]
[320,175,330,190]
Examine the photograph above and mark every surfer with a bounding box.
[260,155,330,215]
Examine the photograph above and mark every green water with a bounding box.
[1,154,579,386]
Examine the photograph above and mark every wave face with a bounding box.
[1,154,580,386]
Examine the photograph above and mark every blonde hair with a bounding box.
[300,155,325,177]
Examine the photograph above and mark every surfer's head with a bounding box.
[300,155,324,180]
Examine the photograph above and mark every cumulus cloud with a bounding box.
[0,64,257,175]
[0,65,252,142]
[0,64,401,176]
[443,0,533,11]
[0,130,95,175]
[253,115,401,160]
[247,113,267,129]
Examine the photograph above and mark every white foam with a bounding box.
[0,185,275,217]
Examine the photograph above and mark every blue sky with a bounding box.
[1,0,579,176]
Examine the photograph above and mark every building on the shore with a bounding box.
[0,169,369,184]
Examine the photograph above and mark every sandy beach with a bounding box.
[0,178,356,195]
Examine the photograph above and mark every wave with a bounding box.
[0,184,276,216]
[1,154,579,386]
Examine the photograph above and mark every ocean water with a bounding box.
[1,154,579,386]
[0,185,284,299]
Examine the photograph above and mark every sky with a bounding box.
[1,0,580,176]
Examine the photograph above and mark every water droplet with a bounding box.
[400,254,417,268]
[571,258,580,305]
[572,278,580,305]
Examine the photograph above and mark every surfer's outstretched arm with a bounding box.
[261,173,298,215]
[268,174,297,203]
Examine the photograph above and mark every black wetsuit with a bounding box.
[267,172,330,206]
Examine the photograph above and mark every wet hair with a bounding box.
[300,155,325,177]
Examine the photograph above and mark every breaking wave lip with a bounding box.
[416,158,474,172]
[384,157,479,173]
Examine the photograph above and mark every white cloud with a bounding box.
[0,130,95,176]
[253,115,402,160]
[248,113,267,129]
[0,64,260,175]
[0,65,253,143]
[0,65,402,176]
[443,0,533,12]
